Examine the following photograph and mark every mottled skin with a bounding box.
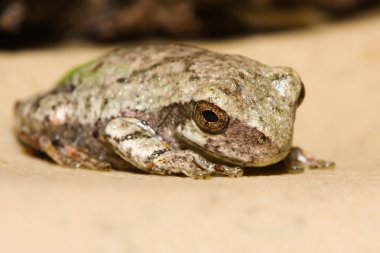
[14,44,334,178]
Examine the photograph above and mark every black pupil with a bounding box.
[202,110,219,122]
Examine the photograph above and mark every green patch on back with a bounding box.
[57,59,99,85]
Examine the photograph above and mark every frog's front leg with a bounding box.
[105,118,243,178]
[284,147,335,173]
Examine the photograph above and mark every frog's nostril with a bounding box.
[258,135,268,144]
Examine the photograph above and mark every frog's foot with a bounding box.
[147,150,243,179]
[38,135,112,170]
[105,117,243,179]
[284,147,335,174]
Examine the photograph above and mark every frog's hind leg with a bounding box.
[15,93,112,171]
[284,147,335,173]
[17,130,112,171]
[35,135,112,170]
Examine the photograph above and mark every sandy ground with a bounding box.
[1,11,380,253]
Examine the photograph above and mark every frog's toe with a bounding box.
[285,165,305,174]
[191,168,212,179]
[284,147,335,172]
[214,164,244,178]
[309,159,335,170]
[180,159,212,179]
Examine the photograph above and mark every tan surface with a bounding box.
[1,12,380,253]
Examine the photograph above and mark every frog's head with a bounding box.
[176,65,305,167]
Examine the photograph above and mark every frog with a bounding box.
[14,44,334,178]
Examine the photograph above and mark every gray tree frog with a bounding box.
[14,44,334,178]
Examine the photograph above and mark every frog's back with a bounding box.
[13,44,208,154]
[16,45,200,122]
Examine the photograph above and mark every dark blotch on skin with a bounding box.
[31,96,43,112]
[66,84,76,93]
[113,131,152,143]
[258,135,268,144]
[50,83,76,94]
[189,75,200,81]
[51,135,61,147]
[102,98,109,109]
[146,148,169,162]
[116,77,127,83]
[85,96,92,110]
[91,61,104,72]
[92,130,99,139]
[221,88,232,96]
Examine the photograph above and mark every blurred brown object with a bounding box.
[0,0,378,47]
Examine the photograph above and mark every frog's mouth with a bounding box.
[203,146,288,167]
[186,140,246,166]
[177,133,288,168]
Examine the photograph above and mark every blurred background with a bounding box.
[1,0,379,48]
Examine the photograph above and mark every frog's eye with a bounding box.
[297,81,305,107]
[193,101,229,134]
